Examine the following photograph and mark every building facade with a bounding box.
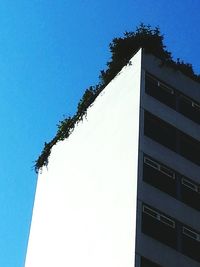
[25,49,200,267]
[136,50,200,267]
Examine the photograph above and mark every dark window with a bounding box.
[144,111,200,166]
[144,112,176,151]
[181,177,200,211]
[179,132,200,165]
[142,204,200,263]
[143,154,200,212]
[145,72,200,125]
[145,73,176,109]
[141,257,163,267]
[142,205,177,249]
[182,226,200,262]
[143,156,176,197]
[179,95,200,124]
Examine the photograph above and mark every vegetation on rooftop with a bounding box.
[34,23,200,173]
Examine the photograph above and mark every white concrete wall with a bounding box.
[25,49,142,267]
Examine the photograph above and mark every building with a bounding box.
[25,49,200,267]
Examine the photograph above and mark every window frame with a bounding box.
[180,95,200,111]
[182,226,200,242]
[181,177,199,193]
[142,205,175,228]
[144,156,175,180]
[146,73,174,95]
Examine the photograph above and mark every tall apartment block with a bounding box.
[25,49,200,267]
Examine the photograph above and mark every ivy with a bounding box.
[34,23,200,173]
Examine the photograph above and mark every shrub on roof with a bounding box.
[34,23,200,173]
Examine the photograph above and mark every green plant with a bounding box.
[34,86,103,173]
[34,23,200,173]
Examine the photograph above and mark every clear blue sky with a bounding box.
[0,0,199,266]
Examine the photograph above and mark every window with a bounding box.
[183,227,200,241]
[160,214,175,228]
[144,112,176,151]
[179,95,200,124]
[179,132,200,165]
[143,205,158,219]
[141,257,163,267]
[143,205,175,228]
[142,204,177,249]
[143,154,200,211]
[142,204,200,263]
[181,177,200,211]
[145,72,200,125]
[143,156,176,197]
[182,178,198,192]
[144,157,159,170]
[145,73,176,109]
[144,111,200,166]
[182,226,200,262]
